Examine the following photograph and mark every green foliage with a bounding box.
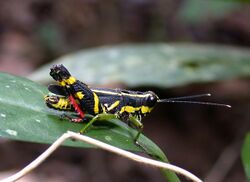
[30,44,250,87]
[0,72,180,182]
[229,0,250,3]
[179,0,242,23]
[242,133,250,181]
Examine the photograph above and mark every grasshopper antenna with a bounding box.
[158,93,231,108]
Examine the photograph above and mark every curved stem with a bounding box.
[1,131,203,182]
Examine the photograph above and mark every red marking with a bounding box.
[69,95,85,119]
[71,118,83,123]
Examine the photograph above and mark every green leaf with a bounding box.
[242,133,250,181]
[137,135,180,182]
[0,72,180,182]
[179,0,242,24]
[30,44,250,88]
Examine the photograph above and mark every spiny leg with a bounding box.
[80,113,118,134]
[126,115,150,152]
[128,115,144,143]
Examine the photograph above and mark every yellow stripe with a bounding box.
[75,92,84,99]
[93,92,99,114]
[122,93,152,98]
[62,99,69,109]
[53,98,68,109]
[141,106,153,114]
[92,89,152,98]
[107,101,120,111]
[59,81,66,86]
[120,105,153,114]
[57,98,63,109]
[66,76,76,84]
[59,76,76,86]
[92,89,121,96]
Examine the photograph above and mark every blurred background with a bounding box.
[0,0,250,182]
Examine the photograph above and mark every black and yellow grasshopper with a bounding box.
[45,64,230,142]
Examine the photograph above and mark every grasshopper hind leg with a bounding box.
[80,113,118,134]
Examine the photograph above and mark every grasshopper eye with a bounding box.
[146,94,157,107]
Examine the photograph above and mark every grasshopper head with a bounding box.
[145,91,158,107]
